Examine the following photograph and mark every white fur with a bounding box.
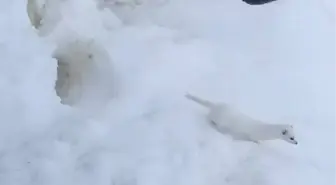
[185,93,298,145]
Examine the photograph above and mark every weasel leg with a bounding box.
[250,140,260,144]
[244,137,260,144]
[210,120,217,126]
[232,134,260,144]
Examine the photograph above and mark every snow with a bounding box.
[0,0,334,185]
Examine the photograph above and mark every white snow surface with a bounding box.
[0,0,334,185]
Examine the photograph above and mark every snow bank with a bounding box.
[26,0,118,112]
[53,39,116,109]
[0,0,334,185]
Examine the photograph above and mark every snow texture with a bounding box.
[0,0,334,185]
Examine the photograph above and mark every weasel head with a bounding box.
[280,125,298,145]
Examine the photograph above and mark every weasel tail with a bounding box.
[185,93,214,108]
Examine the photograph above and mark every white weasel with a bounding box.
[185,93,298,145]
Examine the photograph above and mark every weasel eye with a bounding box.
[282,130,288,135]
[290,137,294,140]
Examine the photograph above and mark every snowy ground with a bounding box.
[0,0,334,185]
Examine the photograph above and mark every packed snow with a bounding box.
[0,0,334,185]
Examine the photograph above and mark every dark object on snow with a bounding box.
[242,0,277,5]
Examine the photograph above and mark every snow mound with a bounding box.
[0,0,334,185]
[53,39,116,109]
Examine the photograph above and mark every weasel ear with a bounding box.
[282,129,288,135]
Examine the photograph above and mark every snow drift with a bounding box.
[53,39,115,108]
[26,0,117,111]
[0,0,334,185]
